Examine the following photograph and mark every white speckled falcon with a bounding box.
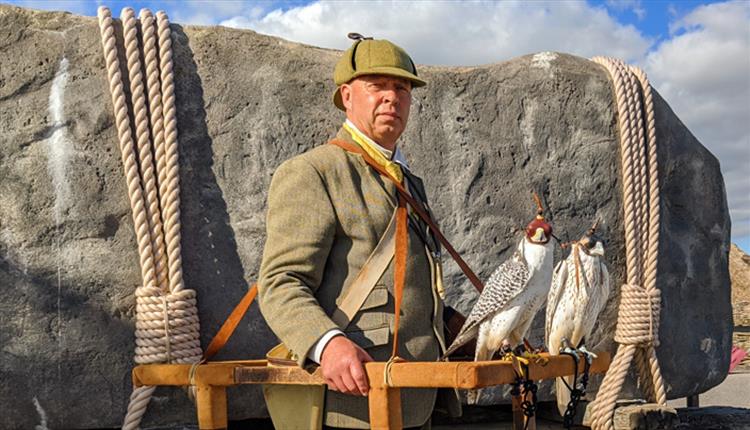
[545,221,611,416]
[442,199,556,403]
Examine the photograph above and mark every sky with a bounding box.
[7,0,750,253]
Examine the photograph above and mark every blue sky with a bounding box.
[590,0,721,38]
[6,0,750,252]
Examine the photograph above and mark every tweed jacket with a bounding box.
[258,127,450,428]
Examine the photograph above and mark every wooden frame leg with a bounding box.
[368,385,403,430]
[687,394,699,407]
[511,391,536,430]
[195,384,228,430]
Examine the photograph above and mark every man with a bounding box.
[258,34,458,429]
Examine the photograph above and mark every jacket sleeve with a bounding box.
[258,156,340,365]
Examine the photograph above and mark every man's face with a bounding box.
[340,75,412,150]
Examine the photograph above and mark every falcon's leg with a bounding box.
[506,331,523,349]
[556,337,579,417]
[577,338,598,364]
[561,337,576,356]
[474,325,495,362]
[506,303,543,354]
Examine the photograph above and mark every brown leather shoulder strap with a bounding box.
[203,283,258,361]
[392,193,408,358]
[330,139,485,293]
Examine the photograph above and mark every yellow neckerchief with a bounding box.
[343,121,403,183]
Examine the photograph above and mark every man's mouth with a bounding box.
[378,112,400,120]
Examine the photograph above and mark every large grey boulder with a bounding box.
[0,4,732,428]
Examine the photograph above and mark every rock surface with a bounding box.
[0,4,732,428]
[676,407,750,430]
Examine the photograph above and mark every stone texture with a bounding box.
[675,407,750,430]
[0,4,732,428]
[613,403,678,430]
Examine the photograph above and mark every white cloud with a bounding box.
[152,1,265,26]
[645,1,750,237]
[606,0,646,20]
[221,1,652,65]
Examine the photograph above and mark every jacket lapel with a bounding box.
[334,127,398,208]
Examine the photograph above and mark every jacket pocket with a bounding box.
[359,285,389,310]
[346,285,390,332]
[346,325,390,349]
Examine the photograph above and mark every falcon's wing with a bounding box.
[545,257,569,344]
[454,255,529,342]
[574,255,612,346]
[588,260,611,321]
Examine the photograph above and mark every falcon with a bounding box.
[442,198,556,404]
[545,221,611,416]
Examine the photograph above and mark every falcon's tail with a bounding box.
[556,375,573,417]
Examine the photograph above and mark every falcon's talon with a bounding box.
[578,345,597,364]
[520,350,549,366]
[501,350,529,365]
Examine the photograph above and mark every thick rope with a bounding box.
[135,8,170,294]
[98,7,202,429]
[589,57,666,430]
[143,6,171,296]
[97,7,156,298]
[156,11,185,295]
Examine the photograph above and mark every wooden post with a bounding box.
[195,384,228,430]
[687,394,699,407]
[511,390,536,430]
[368,385,403,430]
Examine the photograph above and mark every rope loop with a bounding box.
[614,283,661,346]
[383,356,405,387]
[133,286,202,364]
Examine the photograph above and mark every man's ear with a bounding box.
[340,83,352,111]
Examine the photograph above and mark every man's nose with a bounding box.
[381,87,399,104]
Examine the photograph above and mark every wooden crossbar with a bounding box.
[132,352,610,429]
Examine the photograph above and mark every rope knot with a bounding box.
[614,283,661,346]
